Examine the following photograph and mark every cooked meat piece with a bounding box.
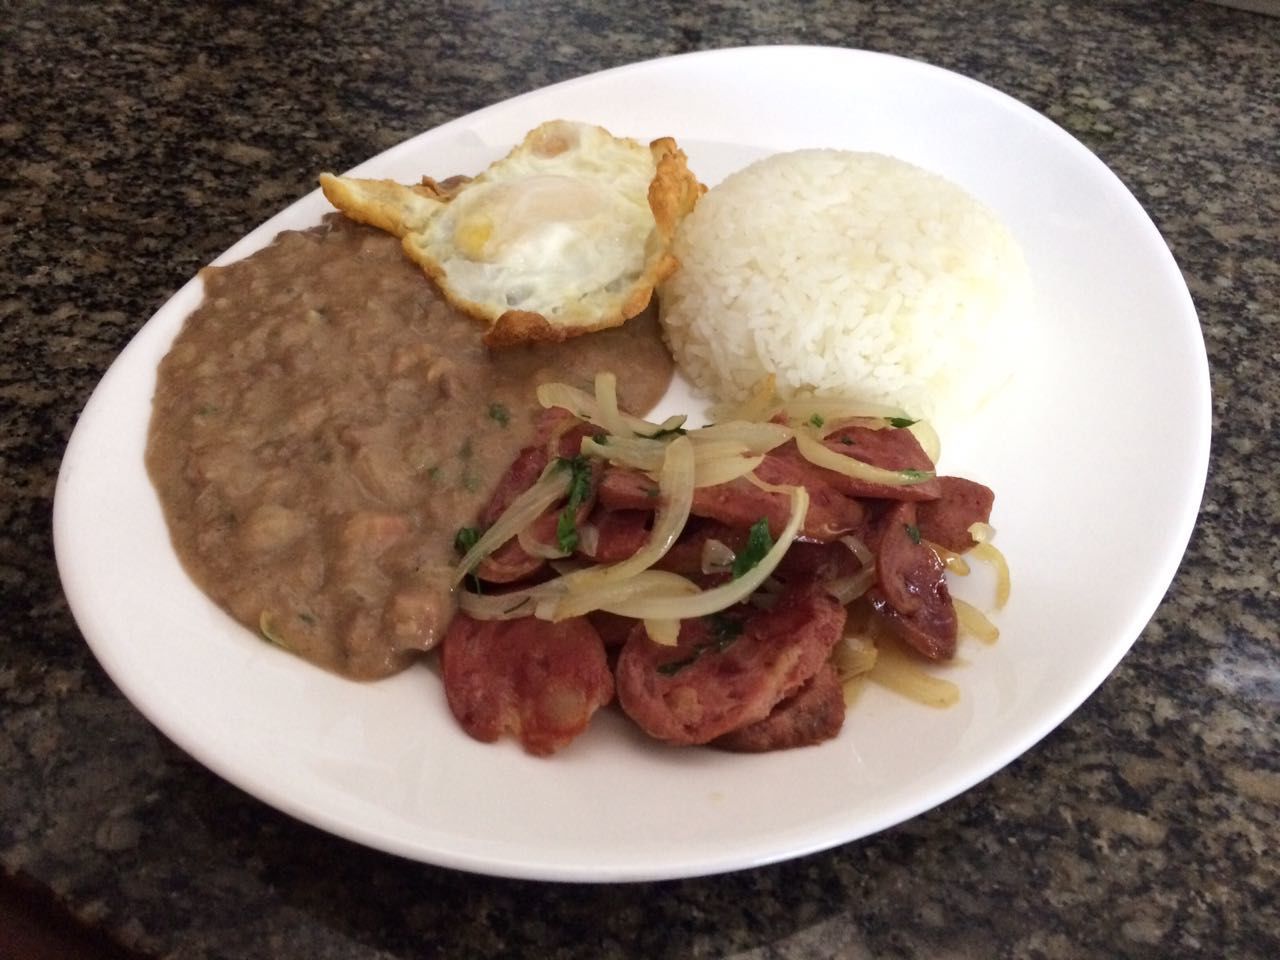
[915,476,995,553]
[586,610,640,649]
[811,424,942,501]
[472,415,600,583]
[583,508,652,562]
[596,458,864,543]
[714,663,845,752]
[775,538,866,584]
[615,584,846,745]
[871,501,957,659]
[441,613,614,755]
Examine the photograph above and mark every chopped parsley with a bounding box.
[885,416,919,429]
[905,523,922,545]
[453,526,485,592]
[808,412,825,428]
[731,518,773,579]
[553,456,594,553]
[454,526,482,554]
[487,402,511,427]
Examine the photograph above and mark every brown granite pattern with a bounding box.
[3,0,1278,957]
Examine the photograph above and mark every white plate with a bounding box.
[53,46,1209,882]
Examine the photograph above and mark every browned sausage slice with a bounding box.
[814,425,942,501]
[615,585,846,745]
[441,614,614,755]
[872,502,957,659]
[915,476,995,553]
[713,663,845,752]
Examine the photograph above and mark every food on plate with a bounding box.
[319,119,704,347]
[145,217,673,680]
[441,374,1008,755]
[146,123,1018,758]
[658,150,1032,432]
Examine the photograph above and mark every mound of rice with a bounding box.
[658,150,1031,431]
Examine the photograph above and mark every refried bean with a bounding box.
[146,215,673,679]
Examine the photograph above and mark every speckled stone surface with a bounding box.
[3,0,1278,957]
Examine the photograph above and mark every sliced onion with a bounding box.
[451,464,569,586]
[690,420,793,455]
[838,534,874,568]
[822,566,876,605]
[457,580,569,620]
[517,523,570,560]
[593,371,632,439]
[794,428,935,487]
[537,381,666,437]
[970,542,1011,608]
[700,538,736,575]
[601,485,809,621]
[907,419,941,465]
[575,522,599,559]
[536,569,700,621]
[927,541,971,575]
[833,633,878,683]
[544,435,696,619]
[773,396,908,424]
[581,434,666,470]
[644,618,681,647]
[968,521,997,543]
[692,452,764,488]
[866,640,960,708]
[954,597,1000,643]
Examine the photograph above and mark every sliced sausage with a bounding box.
[597,460,864,543]
[915,476,995,553]
[440,613,614,755]
[615,584,846,745]
[714,663,845,752]
[872,501,956,659]
[813,424,941,501]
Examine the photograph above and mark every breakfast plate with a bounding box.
[53,46,1209,881]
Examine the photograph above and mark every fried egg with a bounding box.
[319,120,703,345]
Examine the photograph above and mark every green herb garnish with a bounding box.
[808,413,825,428]
[905,523,922,545]
[554,456,594,553]
[899,469,933,481]
[487,402,511,427]
[731,518,773,579]
[454,526,482,554]
[886,416,919,429]
[707,612,744,651]
[453,526,485,593]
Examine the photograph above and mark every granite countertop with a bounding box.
[3,0,1277,957]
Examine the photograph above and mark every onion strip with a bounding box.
[600,486,809,621]
[954,598,1000,643]
[537,381,667,437]
[593,372,632,439]
[794,428,935,487]
[451,465,570,586]
[866,640,960,708]
[542,435,696,619]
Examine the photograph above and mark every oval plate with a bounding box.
[54,46,1209,882]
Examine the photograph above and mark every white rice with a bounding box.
[658,150,1031,432]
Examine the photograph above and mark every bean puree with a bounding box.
[146,215,673,679]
